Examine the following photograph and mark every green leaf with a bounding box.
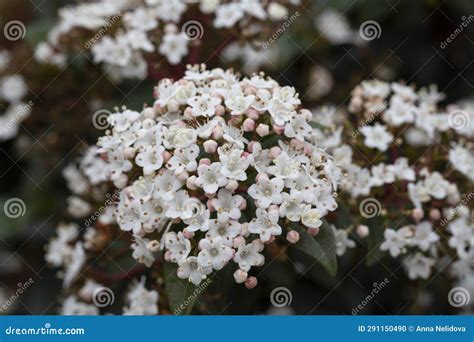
[291,220,337,276]
[366,216,386,266]
[163,262,208,315]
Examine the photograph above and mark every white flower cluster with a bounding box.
[0,50,31,141]
[88,65,340,286]
[39,0,295,80]
[312,79,473,284]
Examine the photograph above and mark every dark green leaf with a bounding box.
[163,262,207,315]
[291,220,337,276]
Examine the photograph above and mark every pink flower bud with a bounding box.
[183,229,194,239]
[212,126,224,140]
[164,251,172,262]
[239,199,247,210]
[225,179,239,192]
[245,276,258,289]
[123,147,136,159]
[303,143,312,155]
[199,158,211,166]
[162,151,172,163]
[203,140,218,153]
[244,86,257,95]
[177,171,189,181]
[265,235,276,244]
[233,236,245,248]
[273,124,285,135]
[307,227,320,236]
[269,146,281,158]
[207,199,215,212]
[186,176,198,190]
[247,141,257,153]
[256,124,269,137]
[167,99,179,112]
[255,173,269,182]
[243,118,256,132]
[412,208,424,222]
[286,230,300,244]
[429,208,441,221]
[215,105,225,116]
[233,269,248,284]
[247,108,259,120]
[356,224,369,238]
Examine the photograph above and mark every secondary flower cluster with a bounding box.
[0,50,31,141]
[38,0,295,80]
[312,79,473,286]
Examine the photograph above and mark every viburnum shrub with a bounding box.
[312,79,473,290]
[48,65,342,314]
[38,0,295,80]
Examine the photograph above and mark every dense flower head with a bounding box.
[95,65,340,285]
[312,79,473,288]
[47,64,342,313]
[38,0,297,80]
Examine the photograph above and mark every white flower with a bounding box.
[159,32,188,65]
[163,126,197,149]
[360,123,393,151]
[63,242,86,287]
[187,94,221,117]
[123,277,159,315]
[165,190,190,219]
[248,208,282,242]
[131,236,156,267]
[332,225,356,256]
[211,189,244,222]
[135,145,165,175]
[206,219,241,246]
[195,162,228,194]
[164,232,191,263]
[410,221,439,252]
[233,241,265,272]
[61,296,99,315]
[404,253,435,280]
[177,256,212,285]
[0,75,27,103]
[153,170,184,202]
[214,3,244,28]
[380,227,412,257]
[166,145,199,174]
[301,206,323,229]
[248,176,284,209]
[219,149,249,181]
[198,237,234,270]
[124,7,158,32]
